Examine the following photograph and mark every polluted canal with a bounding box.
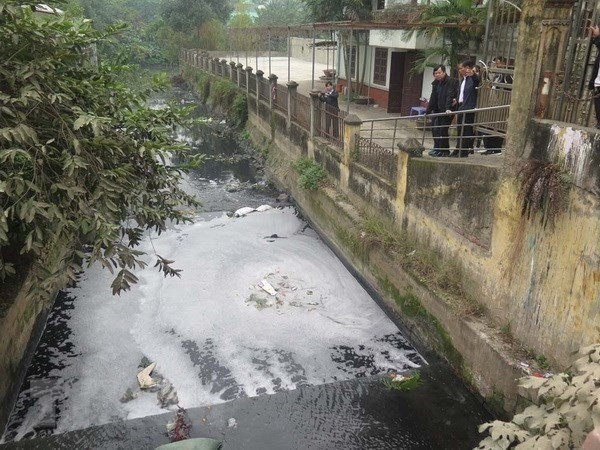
[1,93,491,449]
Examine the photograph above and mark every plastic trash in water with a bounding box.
[234,207,255,217]
[138,362,157,389]
[227,417,237,428]
[256,205,272,212]
[260,279,277,296]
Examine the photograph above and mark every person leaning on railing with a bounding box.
[319,81,340,139]
[588,25,600,129]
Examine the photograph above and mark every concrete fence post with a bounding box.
[215,57,221,76]
[229,62,237,83]
[245,67,253,96]
[343,114,362,167]
[340,113,362,191]
[256,70,264,114]
[286,81,298,131]
[236,63,244,87]
[221,59,228,78]
[268,74,278,110]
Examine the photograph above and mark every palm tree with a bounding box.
[404,0,485,73]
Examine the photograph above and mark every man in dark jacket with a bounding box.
[588,25,600,129]
[452,60,480,157]
[426,65,459,157]
[319,81,340,138]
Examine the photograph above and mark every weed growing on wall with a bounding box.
[518,159,571,227]
[294,158,326,191]
[230,93,248,128]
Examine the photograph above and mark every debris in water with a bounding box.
[120,388,138,403]
[256,204,272,212]
[137,362,157,389]
[383,371,422,391]
[158,380,179,408]
[234,206,255,217]
[227,417,238,428]
[260,279,277,296]
[166,406,192,442]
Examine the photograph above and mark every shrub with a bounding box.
[0,3,199,295]
[294,158,326,191]
[477,344,600,449]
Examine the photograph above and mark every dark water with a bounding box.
[1,92,492,449]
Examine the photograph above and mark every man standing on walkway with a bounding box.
[319,81,339,139]
[426,65,459,157]
[452,60,480,158]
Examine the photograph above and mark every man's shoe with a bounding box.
[482,149,501,155]
[449,150,459,157]
[428,149,438,156]
[438,151,450,157]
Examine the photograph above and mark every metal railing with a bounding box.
[359,105,511,154]
[317,104,346,149]
[291,93,311,131]
[355,136,397,180]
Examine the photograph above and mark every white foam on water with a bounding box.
[8,207,423,438]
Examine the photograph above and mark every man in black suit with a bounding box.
[319,81,340,138]
[426,65,459,157]
[451,60,480,157]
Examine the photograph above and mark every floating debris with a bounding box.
[234,207,255,217]
[166,406,192,442]
[260,279,277,296]
[137,362,157,389]
[227,417,237,428]
[382,371,422,391]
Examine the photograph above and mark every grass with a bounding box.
[356,215,484,317]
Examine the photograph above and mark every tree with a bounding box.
[254,0,308,27]
[0,1,199,296]
[161,0,233,35]
[302,0,370,22]
[403,0,485,73]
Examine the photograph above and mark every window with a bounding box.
[345,46,357,79]
[373,48,388,86]
[376,0,386,10]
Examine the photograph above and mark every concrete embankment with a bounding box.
[203,77,598,415]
